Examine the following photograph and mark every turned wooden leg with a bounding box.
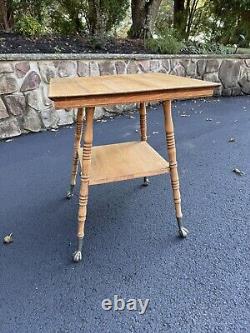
[163,100,189,238]
[73,106,94,262]
[139,102,149,186]
[66,108,84,199]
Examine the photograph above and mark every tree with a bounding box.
[85,0,129,35]
[173,0,200,40]
[56,0,129,35]
[209,0,250,46]
[58,0,85,33]
[128,0,163,39]
[173,0,185,34]
[0,0,14,31]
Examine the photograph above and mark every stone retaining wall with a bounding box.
[0,54,250,139]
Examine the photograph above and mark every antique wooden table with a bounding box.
[49,73,218,262]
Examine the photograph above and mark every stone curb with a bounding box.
[1,53,250,61]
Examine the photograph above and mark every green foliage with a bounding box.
[85,0,129,35]
[3,0,250,54]
[102,0,130,33]
[145,24,235,55]
[53,0,85,34]
[193,0,250,47]
[86,36,105,50]
[6,0,129,36]
[49,10,82,35]
[45,0,129,36]
[15,15,44,37]
[145,30,184,54]
[181,40,234,55]
[155,0,174,34]
[209,0,250,47]
[146,36,235,55]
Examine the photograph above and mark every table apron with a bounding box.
[51,87,214,109]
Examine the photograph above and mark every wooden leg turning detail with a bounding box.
[66,108,84,199]
[139,102,150,186]
[73,106,95,262]
[163,100,189,238]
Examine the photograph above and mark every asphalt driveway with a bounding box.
[0,96,249,332]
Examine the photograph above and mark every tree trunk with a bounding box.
[86,0,105,35]
[128,0,162,39]
[0,0,14,31]
[173,0,186,35]
[185,0,199,39]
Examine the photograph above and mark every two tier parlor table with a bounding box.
[49,73,219,262]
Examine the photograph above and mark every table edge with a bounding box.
[50,86,218,108]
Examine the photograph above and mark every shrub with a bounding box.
[86,36,106,51]
[15,15,44,37]
[181,40,233,55]
[145,31,184,54]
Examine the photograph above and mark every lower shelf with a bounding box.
[78,141,169,185]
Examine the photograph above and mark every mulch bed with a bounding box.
[0,31,149,54]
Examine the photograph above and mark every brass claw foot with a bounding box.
[143,177,150,186]
[66,185,74,199]
[72,251,82,262]
[178,227,189,238]
[72,237,83,263]
[177,218,189,238]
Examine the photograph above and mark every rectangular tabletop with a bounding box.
[49,73,219,108]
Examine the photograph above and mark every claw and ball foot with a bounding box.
[66,185,75,199]
[143,177,150,186]
[177,218,189,238]
[72,250,82,262]
[179,226,189,238]
[72,237,84,263]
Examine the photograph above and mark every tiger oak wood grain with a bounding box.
[78,141,170,185]
[49,73,219,108]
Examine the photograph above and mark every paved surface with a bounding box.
[0,96,250,333]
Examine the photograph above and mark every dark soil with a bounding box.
[0,31,148,54]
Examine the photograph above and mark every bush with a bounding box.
[15,15,44,37]
[145,30,234,55]
[181,40,233,55]
[86,36,106,51]
[145,31,184,54]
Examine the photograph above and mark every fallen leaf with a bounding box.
[233,168,245,176]
[3,233,13,244]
